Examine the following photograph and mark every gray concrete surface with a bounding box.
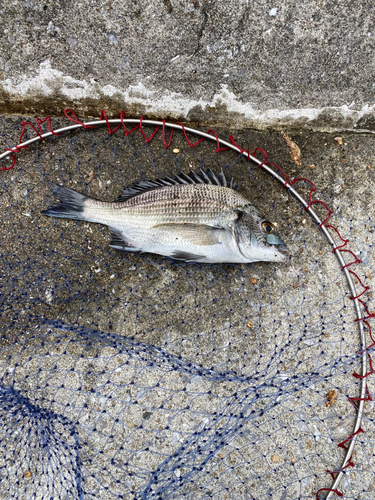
[0,0,375,131]
[0,115,375,498]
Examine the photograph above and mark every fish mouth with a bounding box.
[276,243,289,257]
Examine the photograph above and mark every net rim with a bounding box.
[0,116,368,499]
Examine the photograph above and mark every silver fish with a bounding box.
[42,169,288,264]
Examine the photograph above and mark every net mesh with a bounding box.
[0,115,374,500]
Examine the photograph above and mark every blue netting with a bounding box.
[0,120,374,499]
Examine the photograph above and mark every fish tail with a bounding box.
[41,183,90,220]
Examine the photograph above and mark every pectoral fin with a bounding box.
[152,223,223,246]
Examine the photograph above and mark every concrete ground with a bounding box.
[1,1,375,498]
[1,0,375,131]
[0,114,374,499]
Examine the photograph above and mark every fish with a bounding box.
[41,169,288,264]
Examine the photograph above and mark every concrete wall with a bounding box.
[0,0,374,131]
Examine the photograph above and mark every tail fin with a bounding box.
[41,183,89,220]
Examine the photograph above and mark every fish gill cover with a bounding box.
[0,111,374,500]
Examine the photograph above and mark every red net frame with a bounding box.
[0,108,373,499]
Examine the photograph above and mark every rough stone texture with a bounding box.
[0,0,375,130]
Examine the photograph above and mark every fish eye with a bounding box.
[262,221,274,233]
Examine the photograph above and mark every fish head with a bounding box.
[234,206,289,263]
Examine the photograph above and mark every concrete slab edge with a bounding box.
[1,60,374,133]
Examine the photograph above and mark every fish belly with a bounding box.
[119,221,248,263]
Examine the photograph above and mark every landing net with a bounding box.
[0,112,374,499]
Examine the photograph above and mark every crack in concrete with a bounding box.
[194,1,209,56]
[162,0,173,15]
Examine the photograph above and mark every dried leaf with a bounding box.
[283,134,301,166]
[325,389,337,408]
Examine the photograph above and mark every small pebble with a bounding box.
[24,471,32,478]
[173,148,180,154]
[334,137,343,145]
[271,454,280,463]
[246,321,253,328]
[250,277,257,285]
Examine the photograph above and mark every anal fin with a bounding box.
[109,229,141,252]
[170,250,205,262]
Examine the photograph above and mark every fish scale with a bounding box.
[42,170,288,264]
[128,186,243,224]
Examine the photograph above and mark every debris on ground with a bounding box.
[283,134,301,165]
[325,389,337,408]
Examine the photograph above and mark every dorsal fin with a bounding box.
[115,168,235,202]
